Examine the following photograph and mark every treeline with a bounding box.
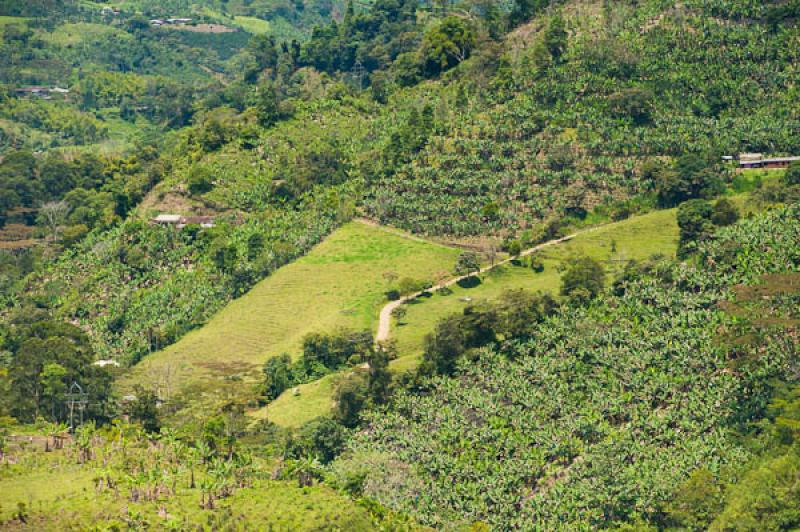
[0,145,166,234]
[0,310,113,424]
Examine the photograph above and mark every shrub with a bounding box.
[61,224,89,247]
[188,167,214,195]
[334,374,367,428]
[560,256,605,303]
[126,386,161,433]
[785,161,800,186]
[261,354,294,402]
[711,199,739,227]
[677,199,713,257]
[505,239,522,257]
[454,251,481,277]
[608,87,653,124]
[299,417,348,464]
[397,277,426,296]
[530,256,544,273]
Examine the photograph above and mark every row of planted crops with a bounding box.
[342,204,800,529]
[365,1,800,236]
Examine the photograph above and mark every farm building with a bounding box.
[178,215,215,228]
[151,214,182,225]
[739,156,800,169]
[15,86,70,99]
[15,87,51,99]
[151,214,216,229]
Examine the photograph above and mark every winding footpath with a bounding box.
[375,227,599,344]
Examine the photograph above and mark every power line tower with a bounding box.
[352,59,366,91]
[65,382,88,433]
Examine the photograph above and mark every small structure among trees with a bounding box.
[738,155,800,170]
[560,256,606,304]
[151,214,216,229]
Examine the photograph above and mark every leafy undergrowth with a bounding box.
[22,185,351,367]
[339,203,800,529]
[0,429,374,530]
[123,220,459,423]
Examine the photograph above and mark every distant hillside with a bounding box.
[363,1,800,235]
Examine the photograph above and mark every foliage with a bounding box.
[454,251,481,277]
[420,290,557,377]
[711,198,740,227]
[366,1,798,236]
[710,451,800,531]
[559,255,605,303]
[655,155,725,208]
[785,161,800,186]
[344,204,800,529]
[261,354,294,402]
[676,199,714,257]
[125,385,161,433]
[420,17,477,77]
[2,316,113,424]
[16,183,350,365]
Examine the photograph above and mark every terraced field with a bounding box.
[122,221,459,414]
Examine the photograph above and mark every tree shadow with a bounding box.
[456,276,481,289]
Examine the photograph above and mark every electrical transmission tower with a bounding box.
[352,59,366,91]
[65,382,88,433]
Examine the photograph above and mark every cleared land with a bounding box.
[234,16,271,34]
[262,207,683,426]
[123,221,459,415]
[393,207,680,361]
[0,451,371,529]
[391,191,760,362]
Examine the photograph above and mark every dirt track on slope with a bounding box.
[375,227,598,344]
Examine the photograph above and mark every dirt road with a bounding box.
[375,228,597,344]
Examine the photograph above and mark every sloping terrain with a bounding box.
[123,221,459,413]
[341,203,800,529]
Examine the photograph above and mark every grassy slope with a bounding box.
[393,191,764,364]
[123,221,459,413]
[258,208,678,427]
[263,193,762,426]
[0,453,372,529]
[41,22,122,46]
[393,208,680,361]
[234,15,271,34]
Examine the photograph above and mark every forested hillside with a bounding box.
[1,0,799,528]
[340,204,800,529]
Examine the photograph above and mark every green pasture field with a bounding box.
[123,220,459,417]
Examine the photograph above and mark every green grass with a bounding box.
[123,221,459,417]
[0,451,372,529]
[392,207,681,364]
[0,16,28,27]
[41,23,121,46]
[390,193,760,365]
[0,462,95,523]
[264,371,342,427]
[234,15,271,34]
[260,207,683,427]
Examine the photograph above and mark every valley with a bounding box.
[1,0,799,529]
